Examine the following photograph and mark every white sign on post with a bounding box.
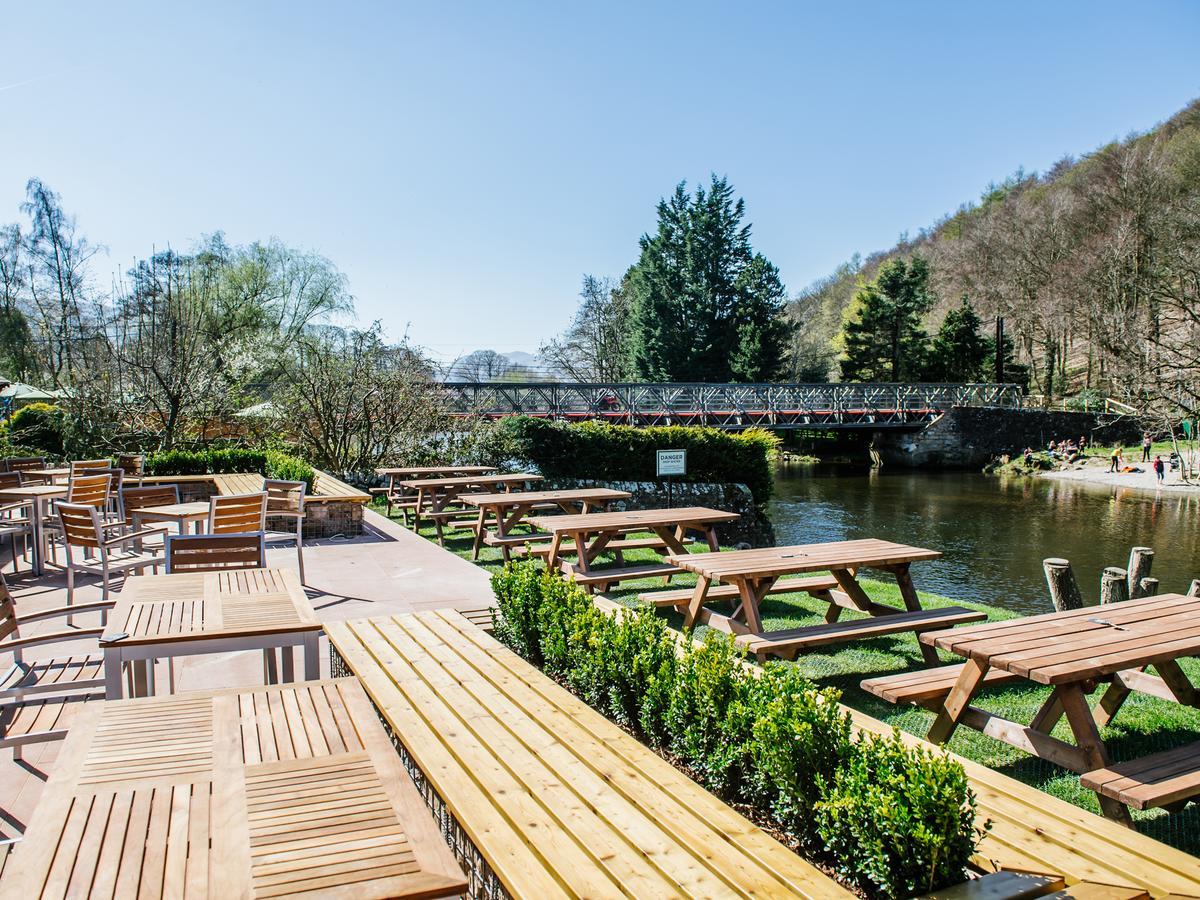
[656,449,687,477]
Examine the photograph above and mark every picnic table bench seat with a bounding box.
[327,610,848,899]
[521,534,694,558]
[1080,741,1200,811]
[732,606,987,660]
[568,561,684,589]
[639,574,840,607]
[863,662,1024,705]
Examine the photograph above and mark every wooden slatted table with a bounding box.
[917,593,1200,825]
[526,506,738,592]
[665,539,980,663]
[2,678,467,899]
[100,568,322,699]
[401,473,543,539]
[461,487,631,560]
[328,611,849,898]
[375,465,497,478]
[131,500,211,534]
[0,482,68,575]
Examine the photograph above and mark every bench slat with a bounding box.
[862,663,1024,704]
[639,575,839,606]
[1080,741,1200,810]
[568,563,683,586]
[737,607,987,660]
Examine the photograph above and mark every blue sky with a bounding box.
[1,2,1197,365]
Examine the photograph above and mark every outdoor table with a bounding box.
[130,499,210,534]
[25,466,70,484]
[526,506,738,591]
[462,487,632,560]
[100,567,322,699]
[0,482,68,575]
[376,464,498,478]
[402,472,543,537]
[918,592,1200,824]
[2,677,467,899]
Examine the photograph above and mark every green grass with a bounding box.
[379,502,1200,854]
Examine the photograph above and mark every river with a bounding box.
[768,465,1200,615]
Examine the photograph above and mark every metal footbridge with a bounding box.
[441,382,1023,430]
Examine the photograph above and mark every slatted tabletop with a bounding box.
[526,505,740,534]
[461,487,630,507]
[376,465,497,477]
[2,678,466,899]
[132,501,210,531]
[670,538,942,580]
[397,472,542,491]
[461,487,633,560]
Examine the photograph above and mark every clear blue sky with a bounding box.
[2,1,1197,365]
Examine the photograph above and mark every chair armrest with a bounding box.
[0,628,105,652]
[102,526,168,548]
[0,500,34,516]
[17,600,115,624]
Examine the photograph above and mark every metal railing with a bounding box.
[440,382,1024,429]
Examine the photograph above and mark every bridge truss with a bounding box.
[440,382,1023,430]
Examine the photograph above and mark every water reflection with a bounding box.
[769,466,1200,615]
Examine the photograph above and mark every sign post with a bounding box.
[656,449,687,508]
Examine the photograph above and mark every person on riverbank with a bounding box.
[1154,455,1165,482]
[1142,431,1153,462]
[1110,445,1122,473]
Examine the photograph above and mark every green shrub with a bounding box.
[144,449,210,475]
[492,563,548,665]
[601,606,678,745]
[496,417,780,503]
[265,450,316,492]
[6,403,65,457]
[816,730,984,898]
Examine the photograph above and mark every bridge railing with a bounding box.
[439,382,1024,424]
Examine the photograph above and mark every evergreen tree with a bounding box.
[626,176,787,382]
[924,296,990,381]
[839,256,932,382]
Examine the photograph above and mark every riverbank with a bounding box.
[1040,457,1200,493]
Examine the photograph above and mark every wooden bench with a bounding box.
[639,574,840,607]
[732,606,987,660]
[569,562,684,590]
[520,535,693,559]
[921,871,1065,899]
[1080,741,1200,811]
[328,610,849,898]
[863,663,1024,705]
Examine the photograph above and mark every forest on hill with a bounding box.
[784,99,1200,415]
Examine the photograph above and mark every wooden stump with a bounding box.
[1044,558,1083,612]
[1100,567,1130,605]
[1138,576,1159,597]
[1127,547,1154,599]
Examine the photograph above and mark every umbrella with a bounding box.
[0,382,57,402]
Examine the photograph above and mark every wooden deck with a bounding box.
[142,468,370,504]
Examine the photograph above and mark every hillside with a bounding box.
[787,99,1200,415]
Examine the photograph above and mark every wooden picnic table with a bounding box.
[401,472,543,540]
[2,677,467,899]
[375,464,497,477]
[131,500,210,534]
[664,538,982,663]
[526,506,738,592]
[0,482,68,575]
[915,592,1200,825]
[100,568,322,699]
[461,487,632,560]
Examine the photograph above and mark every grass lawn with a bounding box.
[378,502,1200,854]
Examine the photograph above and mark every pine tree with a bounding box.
[839,257,932,382]
[626,176,786,382]
[924,296,990,381]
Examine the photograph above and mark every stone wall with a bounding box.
[167,479,364,538]
[544,478,775,547]
[879,406,1145,468]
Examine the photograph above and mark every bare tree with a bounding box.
[539,275,633,381]
[454,349,511,382]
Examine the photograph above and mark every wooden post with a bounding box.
[1044,558,1083,611]
[1100,567,1130,605]
[1138,577,1159,598]
[1189,579,1200,597]
[1126,547,1154,599]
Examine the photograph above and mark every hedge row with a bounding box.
[491,563,984,899]
[493,417,780,503]
[144,448,316,491]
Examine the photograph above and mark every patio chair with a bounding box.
[2,457,47,485]
[56,502,166,606]
[165,532,266,573]
[0,474,33,573]
[69,459,111,476]
[264,479,307,582]
[43,472,115,564]
[208,491,267,535]
[0,572,108,759]
[116,453,145,486]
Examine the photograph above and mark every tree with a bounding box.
[454,349,511,382]
[539,275,633,381]
[626,175,787,382]
[924,296,990,381]
[840,257,933,382]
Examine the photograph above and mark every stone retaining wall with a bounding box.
[165,478,364,538]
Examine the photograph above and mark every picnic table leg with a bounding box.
[735,578,766,634]
[1155,658,1200,708]
[411,488,426,532]
[471,507,487,560]
[545,532,563,572]
[1030,688,1066,732]
[683,575,711,629]
[893,563,942,665]
[927,658,990,744]
[1058,683,1134,827]
[704,525,720,552]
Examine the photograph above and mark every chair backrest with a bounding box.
[0,471,22,490]
[0,572,17,642]
[121,484,180,514]
[66,473,112,509]
[56,502,103,550]
[116,454,145,477]
[70,459,111,476]
[209,492,267,534]
[165,532,265,573]
[264,479,307,515]
[3,457,45,474]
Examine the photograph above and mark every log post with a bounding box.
[1127,547,1154,599]
[1138,577,1159,598]
[1188,579,1200,597]
[1044,558,1083,611]
[1100,567,1130,605]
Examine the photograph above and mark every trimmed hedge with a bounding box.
[495,417,780,503]
[144,447,316,491]
[491,562,985,899]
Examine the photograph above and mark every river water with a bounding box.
[768,465,1200,615]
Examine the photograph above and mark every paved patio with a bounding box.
[0,508,492,838]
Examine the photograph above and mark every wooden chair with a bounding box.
[208,491,267,535]
[44,472,114,564]
[56,502,166,606]
[120,484,181,549]
[2,457,47,485]
[0,475,33,573]
[69,459,111,476]
[116,453,144,486]
[0,572,108,759]
[164,532,266,573]
[264,479,307,582]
